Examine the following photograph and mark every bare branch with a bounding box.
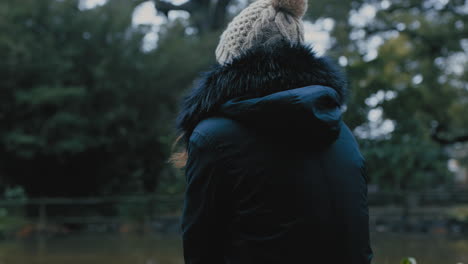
[151,0,233,33]
[153,0,197,16]
[211,0,232,30]
[431,123,468,145]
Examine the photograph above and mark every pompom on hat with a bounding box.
[215,0,308,64]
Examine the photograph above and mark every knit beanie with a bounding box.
[215,0,308,65]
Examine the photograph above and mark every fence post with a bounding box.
[37,201,47,257]
[144,196,156,235]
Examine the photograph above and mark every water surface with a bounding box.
[0,233,467,264]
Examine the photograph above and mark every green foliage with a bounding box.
[0,0,466,197]
[317,0,468,190]
[0,0,215,196]
[0,187,28,235]
[117,199,151,223]
[448,206,468,223]
[400,257,417,264]
[362,136,451,191]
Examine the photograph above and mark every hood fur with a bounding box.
[176,42,347,144]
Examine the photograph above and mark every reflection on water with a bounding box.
[0,233,467,264]
[371,233,468,264]
[0,234,184,264]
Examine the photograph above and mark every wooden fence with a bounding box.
[0,195,183,235]
[367,191,468,205]
[0,192,467,235]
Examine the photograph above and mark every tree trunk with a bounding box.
[153,0,234,33]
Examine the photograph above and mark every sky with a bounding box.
[80,0,468,139]
[80,0,343,54]
[80,0,394,137]
[80,0,395,57]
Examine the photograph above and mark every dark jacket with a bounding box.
[176,43,373,264]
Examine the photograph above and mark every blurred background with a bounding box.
[0,0,467,263]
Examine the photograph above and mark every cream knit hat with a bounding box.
[215,0,308,64]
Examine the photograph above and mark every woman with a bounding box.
[173,0,373,263]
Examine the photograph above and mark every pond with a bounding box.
[0,233,467,264]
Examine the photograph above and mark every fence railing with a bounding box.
[2,191,467,206]
[0,192,467,236]
[0,195,184,206]
[0,195,184,236]
[367,191,468,206]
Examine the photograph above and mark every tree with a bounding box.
[153,0,468,191]
[153,0,235,33]
[0,0,216,196]
[326,0,468,190]
[1,0,466,197]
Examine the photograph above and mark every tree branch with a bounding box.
[153,0,197,16]
[431,123,468,145]
[151,0,234,33]
[210,0,232,30]
[383,1,466,16]
[131,0,150,7]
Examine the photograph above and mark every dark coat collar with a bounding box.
[176,43,347,144]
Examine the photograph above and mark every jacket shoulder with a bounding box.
[191,117,248,146]
[328,122,365,167]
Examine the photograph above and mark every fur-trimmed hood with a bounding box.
[176,43,348,145]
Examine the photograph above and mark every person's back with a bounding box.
[174,1,373,263]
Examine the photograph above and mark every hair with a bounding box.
[170,135,188,168]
